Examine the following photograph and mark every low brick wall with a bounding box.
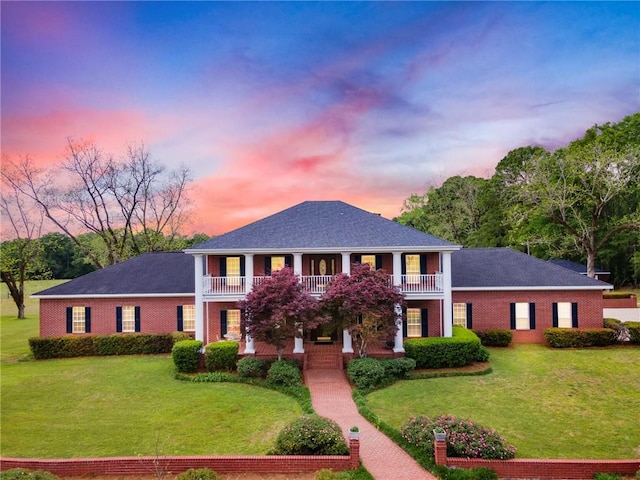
[434,439,639,479]
[603,295,637,309]
[0,440,360,477]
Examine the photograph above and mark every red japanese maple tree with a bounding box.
[239,267,324,360]
[321,263,405,357]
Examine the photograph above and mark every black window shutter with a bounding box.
[571,303,579,328]
[116,306,123,332]
[510,303,516,329]
[265,257,272,275]
[177,306,184,331]
[66,307,73,333]
[240,256,245,276]
[220,310,228,336]
[420,254,427,275]
[285,255,292,268]
[401,254,407,275]
[135,306,141,332]
[354,254,362,264]
[529,303,536,330]
[402,307,407,337]
[552,303,558,328]
[85,307,91,333]
[466,303,473,330]
[375,254,383,270]
[421,308,428,337]
[357,314,363,325]
[219,257,226,277]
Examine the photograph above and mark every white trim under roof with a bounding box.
[184,245,462,255]
[31,293,196,299]
[452,285,612,292]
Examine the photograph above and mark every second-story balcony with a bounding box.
[202,273,444,297]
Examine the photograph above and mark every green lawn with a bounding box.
[367,344,640,459]
[1,281,303,458]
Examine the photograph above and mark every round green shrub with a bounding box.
[266,360,301,386]
[0,469,59,480]
[205,340,239,372]
[237,356,266,378]
[171,340,203,373]
[475,344,490,362]
[382,357,417,380]
[347,357,386,391]
[269,414,349,455]
[175,468,220,480]
[401,414,516,460]
[474,329,513,347]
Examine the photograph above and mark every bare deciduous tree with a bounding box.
[0,156,46,318]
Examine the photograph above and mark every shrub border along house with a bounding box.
[404,326,484,369]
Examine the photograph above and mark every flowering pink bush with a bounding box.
[401,414,516,460]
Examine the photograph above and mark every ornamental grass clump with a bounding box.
[269,414,349,455]
[401,414,516,460]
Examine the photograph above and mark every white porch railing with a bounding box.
[202,273,443,295]
[400,274,443,293]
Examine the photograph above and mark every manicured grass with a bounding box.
[1,354,303,458]
[1,281,304,458]
[1,280,66,362]
[366,344,640,459]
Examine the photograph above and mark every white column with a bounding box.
[193,254,204,343]
[244,254,254,293]
[442,251,453,338]
[244,331,255,354]
[342,329,354,353]
[392,252,402,286]
[293,253,303,276]
[393,303,404,353]
[293,326,305,354]
[340,252,353,352]
[341,252,351,275]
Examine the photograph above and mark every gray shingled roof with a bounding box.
[33,252,194,297]
[187,201,458,252]
[548,259,610,275]
[452,248,611,289]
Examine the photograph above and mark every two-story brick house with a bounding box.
[34,201,611,352]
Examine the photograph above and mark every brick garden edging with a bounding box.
[0,440,360,477]
[434,438,639,479]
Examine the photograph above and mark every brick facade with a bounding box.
[39,296,195,337]
[452,290,605,343]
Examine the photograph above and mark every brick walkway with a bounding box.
[304,369,437,480]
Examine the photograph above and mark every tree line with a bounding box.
[395,112,640,287]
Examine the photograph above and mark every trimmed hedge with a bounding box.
[544,328,617,348]
[266,360,301,386]
[172,340,203,373]
[28,333,179,360]
[176,468,220,480]
[347,357,417,392]
[404,326,484,369]
[269,414,349,455]
[474,329,513,347]
[205,341,238,372]
[236,357,267,378]
[627,322,640,344]
[0,469,59,480]
[603,292,635,299]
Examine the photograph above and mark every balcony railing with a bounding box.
[202,273,443,296]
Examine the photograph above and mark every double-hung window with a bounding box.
[405,254,420,284]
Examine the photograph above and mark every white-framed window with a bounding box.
[226,256,241,286]
[557,302,573,328]
[271,256,285,272]
[453,303,468,327]
[406,308,422,337]
[121,306,136,332]
[405,254,420,283]
[227,309,241,337]
[182,304,196,331]
[515,302,530,330]
[360,255,376,269]
[72,306,86,333]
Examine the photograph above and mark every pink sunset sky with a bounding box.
[2,2,638,235]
